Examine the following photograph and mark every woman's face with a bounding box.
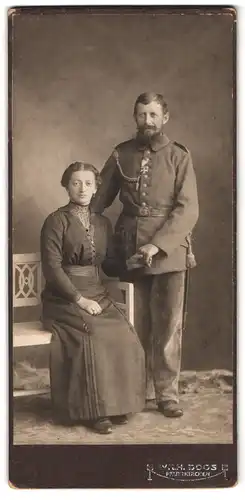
[67,169,97,206]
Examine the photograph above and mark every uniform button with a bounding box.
[143,183,147,187]
[141,202,146,207]
[142,192,146,196]
[144,174,148,178]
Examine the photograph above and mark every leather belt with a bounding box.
[122,206,170,217]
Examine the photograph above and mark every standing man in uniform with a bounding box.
[91,92,199,417]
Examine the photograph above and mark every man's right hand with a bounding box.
[138,243,160,267]
[76,296,102,316]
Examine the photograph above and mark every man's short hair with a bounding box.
[133,92,169,116]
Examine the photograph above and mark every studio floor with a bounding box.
[12,369,233,445]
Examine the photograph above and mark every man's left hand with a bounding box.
[138,244,160,267]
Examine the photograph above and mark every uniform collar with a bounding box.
[135,132,170,152]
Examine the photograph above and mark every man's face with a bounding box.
[134,101,169,137]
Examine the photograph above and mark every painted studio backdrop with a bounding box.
[12,10,234,371]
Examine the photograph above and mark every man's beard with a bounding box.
[136,126,162,145]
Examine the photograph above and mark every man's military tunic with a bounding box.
[92,133,199,403]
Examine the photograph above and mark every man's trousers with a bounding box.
[133,271,186,403]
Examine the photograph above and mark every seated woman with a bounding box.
[40,162,145,434]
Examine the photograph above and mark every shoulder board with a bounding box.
[173,141,189,153]
[116,138,134,149]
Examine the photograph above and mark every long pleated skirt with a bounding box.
[42,266,145,421]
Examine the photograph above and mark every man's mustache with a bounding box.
[138,125,157,132]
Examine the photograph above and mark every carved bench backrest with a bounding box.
[13,253,134,325]
[13,253,42,308]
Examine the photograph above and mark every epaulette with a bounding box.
[173,141,189,153]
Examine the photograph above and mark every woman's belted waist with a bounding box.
[63,265,99,277]
[122,206,171,217]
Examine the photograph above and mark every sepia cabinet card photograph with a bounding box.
[9,6,237,489]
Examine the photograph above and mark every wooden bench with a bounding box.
[13,253,134,397]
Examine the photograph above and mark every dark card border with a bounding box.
[8,5,237,489]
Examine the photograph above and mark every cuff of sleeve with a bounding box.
[150,236,170,257]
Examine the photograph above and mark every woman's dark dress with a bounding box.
[40,203,145,421]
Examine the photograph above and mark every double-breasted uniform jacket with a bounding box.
[92,133,199,275]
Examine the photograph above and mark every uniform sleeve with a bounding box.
[101,218,124,277]
[91,153,121,213]
[40,213,81,302]
[151,151,199,256]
